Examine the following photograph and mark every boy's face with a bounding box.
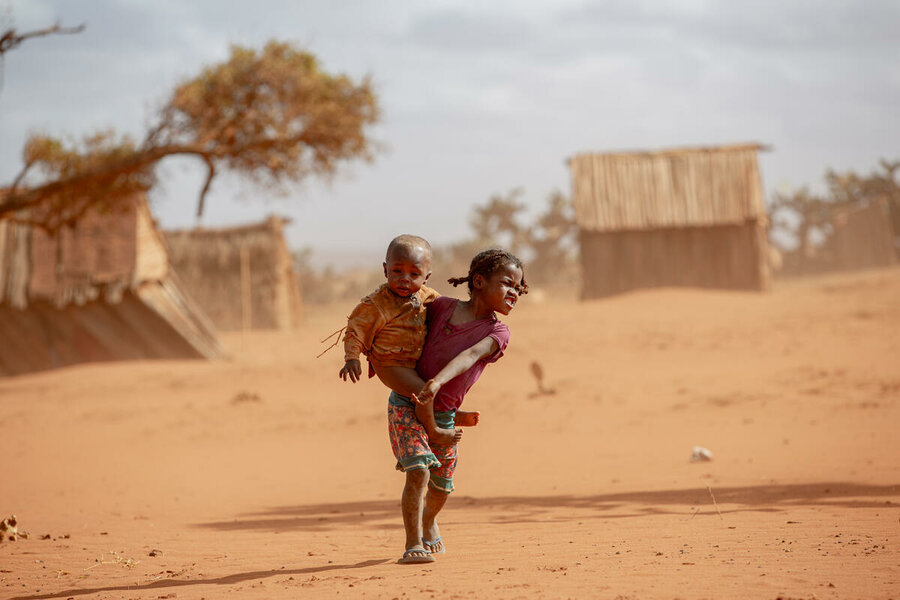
[383,246,432,297]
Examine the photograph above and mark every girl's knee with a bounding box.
[405,467,428,486]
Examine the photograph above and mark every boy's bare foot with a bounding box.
[429,426,463,446]
[455,410,480,427]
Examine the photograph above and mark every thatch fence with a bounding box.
[164,217,303,332]
[826,198,896,271]
[570,143,771,298]
[781,197,900,275]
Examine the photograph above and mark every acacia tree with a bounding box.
[769,187,839,258]
[825,160,900,249]
[468,188,528,255]
[523,190,578,285]
[0,22,85,63]
[436,188,578,289]
[769,159,900,260]
[1,40,379,231]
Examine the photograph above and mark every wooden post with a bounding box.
[240,245,252,333]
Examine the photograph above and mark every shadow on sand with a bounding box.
[10,559,391,600]
[13,482,896,599]
[196,481,899,533]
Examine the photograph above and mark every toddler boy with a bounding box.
[340,234,460,444]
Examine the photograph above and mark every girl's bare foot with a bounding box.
[455,410,480,427]
[429,426,463,446]
[422,520,445,554]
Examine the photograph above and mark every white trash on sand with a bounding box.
[690,446,714,462]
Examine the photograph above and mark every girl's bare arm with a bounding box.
[412,336,498,443]
[415,335,499,404]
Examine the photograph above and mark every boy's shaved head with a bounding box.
[383,235,432,297]
[386,234,432,264]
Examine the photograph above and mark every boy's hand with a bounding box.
[411,379,441,406]
[339,359,362,383]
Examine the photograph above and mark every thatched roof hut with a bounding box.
[164,217,303,332]
[0,193,224,377]
[570,143,771,298]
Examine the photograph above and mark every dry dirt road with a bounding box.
[2,267,898,599]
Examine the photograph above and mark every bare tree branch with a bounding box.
[0,23,85,55]
[1,40,379,231]
[0,130,345,223]
[196,156,216,219]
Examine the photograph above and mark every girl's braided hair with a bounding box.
[448,248,528,296]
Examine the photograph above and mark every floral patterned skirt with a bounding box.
[388,404,458,493]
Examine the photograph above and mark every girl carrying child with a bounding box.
[390,248,527,564]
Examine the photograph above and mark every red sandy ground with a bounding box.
[1,267,898,600]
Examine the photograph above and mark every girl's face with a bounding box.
[476,263,524,315]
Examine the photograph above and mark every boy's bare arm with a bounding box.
[374,365,428,397]
[339,300,383,383]
[339,359,362,382]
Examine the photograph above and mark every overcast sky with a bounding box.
[2,0,898,268]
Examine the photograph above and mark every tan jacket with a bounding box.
[343,284,439,370]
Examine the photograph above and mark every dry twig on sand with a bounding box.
[317,327,346,358]
[83,550,140,571]
[707,486,724,520]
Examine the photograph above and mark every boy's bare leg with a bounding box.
[401,468,429,557]
[376,365,460,443]
[415,401,462,446]
[374,365,427,397]
[455,410,480,427]
[422,486,449,553]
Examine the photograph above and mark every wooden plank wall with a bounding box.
[580,221,770,299]
[0,220,31,309]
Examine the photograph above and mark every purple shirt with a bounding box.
[417,296,510,412]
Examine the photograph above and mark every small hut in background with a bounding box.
[0,193,224,377]
[570,143,770,298]
[164,217,303,332]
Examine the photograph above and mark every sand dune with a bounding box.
[1,267,898,599]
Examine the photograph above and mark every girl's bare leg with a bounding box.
[401,468,429,556]
[422,486,449,553]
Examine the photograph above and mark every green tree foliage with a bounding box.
[469,188,528,255]
[770,159,900,259]
[523,190,579,285]
[1,40,379,231]
[439,189,578,289]
[769,187,841,257]
[295,189,580,305]
[825,160,900,245]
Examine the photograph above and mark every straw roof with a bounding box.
[570,143,768,232]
